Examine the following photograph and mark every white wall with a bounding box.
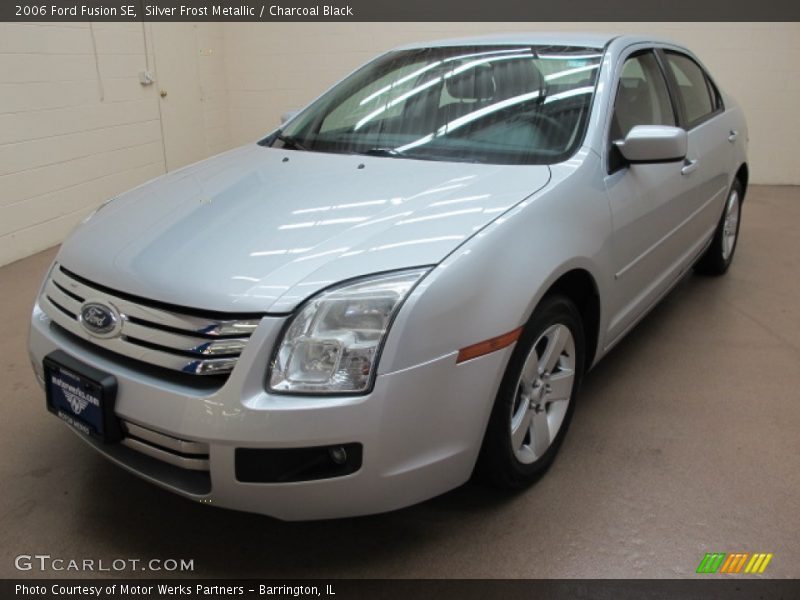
[224,22,800,185]
[1,21,798,267]
[195,24,231,158]
[0,22,228,266]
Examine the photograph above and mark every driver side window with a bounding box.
[609,50,677,172]
[610,51,676,141]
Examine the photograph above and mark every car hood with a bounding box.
[57,144,550,313]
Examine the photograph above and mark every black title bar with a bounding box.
[3,0,800,21]
[4,579,800,600]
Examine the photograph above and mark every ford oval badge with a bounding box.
[79,302,120,338]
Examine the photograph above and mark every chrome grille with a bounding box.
[40,264,262,375]
[121,421,209,471]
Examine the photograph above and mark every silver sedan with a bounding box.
[29,33,747,519]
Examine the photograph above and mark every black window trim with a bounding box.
[658,48,725,131]
[652,49,684,127]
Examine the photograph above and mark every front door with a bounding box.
[603,49,687,344]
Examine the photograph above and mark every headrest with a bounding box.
[620,77,645,90]
[489,58,545,100]
[446,65,496,101]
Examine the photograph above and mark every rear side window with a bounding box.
[610,51,675,142]
[663,52,720,127]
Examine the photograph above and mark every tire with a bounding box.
[694,178,743,276]
[477,295,586,489]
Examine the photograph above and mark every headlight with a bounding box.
[268,268,429,395]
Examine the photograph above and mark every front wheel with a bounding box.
[694,179,743,275]
[477,295,585,489]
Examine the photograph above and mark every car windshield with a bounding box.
[272,45,604,165]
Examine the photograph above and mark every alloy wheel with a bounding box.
[722,189,740,261]
[510,324,576,464]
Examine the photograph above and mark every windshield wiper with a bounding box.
[358,147,470,162]
[273,132,309,151]
[358,147,404,158]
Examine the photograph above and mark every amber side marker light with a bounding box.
[456,327,523,364]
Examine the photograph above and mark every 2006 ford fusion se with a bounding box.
[29,33,747,520]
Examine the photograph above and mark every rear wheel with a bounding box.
[477,295,585,488]
[694,179,743,275]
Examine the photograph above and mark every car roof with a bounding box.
[394,33,678,51]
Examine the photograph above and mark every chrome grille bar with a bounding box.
[40,264,262,375]
[121,421,210,471]
[124,422,209,455]
[51,266,260,337]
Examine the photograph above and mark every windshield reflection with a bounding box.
[273,45,603,165]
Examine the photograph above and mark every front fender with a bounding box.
[379,148,613,376]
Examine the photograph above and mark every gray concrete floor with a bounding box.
[1,185,798,579]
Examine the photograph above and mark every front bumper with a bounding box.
[29,302,510,520]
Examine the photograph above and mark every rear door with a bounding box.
[660,49,733,244]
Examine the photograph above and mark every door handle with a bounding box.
[681,159,699,176]
[728,130,738,143]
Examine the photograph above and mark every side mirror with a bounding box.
[280,109,300,125]
[614,125,687,164]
